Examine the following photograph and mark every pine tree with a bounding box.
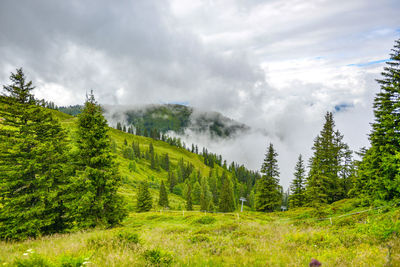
[356,39,400,203]
[158,180,169,208]
[186,184,193,210]
[200,177,212,211]
[219,172,236,212]
[289,155,306,208]
[306,112,352,205]
[167,171,177,192]
[255,143,281,212]
[136,181,153,212]
[67,91,126,228]
[0,68,70,240]
[192,181,201,205]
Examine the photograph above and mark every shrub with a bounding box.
[189,234,210,243]
[116,231,140,244]
[194,216,216,225]
[143,248,173,266]
[59,255,88,267]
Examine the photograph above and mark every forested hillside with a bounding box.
[58,103,250,138]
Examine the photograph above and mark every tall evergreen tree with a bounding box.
[136,181,153,212]
[219,172,236,212]
[67,92,126,228]
[356,39,400,203]
[0,69,70,240]
[289,154,306,208]
[186,184,193,211]
[192,181,201,205]
[255,143,281,212]
[158,180,169,208]
[200,177,212,211]
[306,112,353,205]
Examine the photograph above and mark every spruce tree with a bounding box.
[356,39,400,203]
[136,181,153,212]
[255,143,281,212]
[289,155,306,208]
[192,181,201,205]
[167,171,177,192]
[0,69,70,240]
[186,184,193,210]
[67,92,126,227]
[200,177,212,211]
[306,112,352,205]
[158,180,169,208]
[219,172,236,212]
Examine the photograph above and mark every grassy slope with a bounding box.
[1,110,399,266]
[51,109,222,211]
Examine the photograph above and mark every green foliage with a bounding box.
[136,181,153,212]
[289,154,306,208]
[186,184,193,211]
[143,248,173,266]
[194,216,216,225]
[306,112,354,206]
[219,172,236,212]
[255,143,282,212]
[200,177,213,211]
[192,181,201,204]
[66,91,126,228]
[158,180,169,208]
[0,69,71,240]
[356,39,400,203]
[116,230,140,244]
[59,255,87,267]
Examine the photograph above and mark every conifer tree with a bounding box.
[192,181,201,204]
[356,39,400,203]
[67,91,126,227]
[136,181,153,212]
[158,181,169,208]
[0,68,70,240]
[255,143,281,212]
[306,112,352,205]
[289,155,306,208]
[200,177,212,211]
[167,171,177,192]
[186,184,193,210]
[219,172,236,212]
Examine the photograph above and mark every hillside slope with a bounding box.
[51,109,233,211]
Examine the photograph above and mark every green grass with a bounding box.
[1,206,399,266]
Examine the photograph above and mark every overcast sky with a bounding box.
[1,0,399,188]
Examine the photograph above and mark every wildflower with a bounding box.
[309,258,322,266]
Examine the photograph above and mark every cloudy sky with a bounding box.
[1,0,399,188]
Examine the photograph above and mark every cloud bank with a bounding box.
[1,0,399,188]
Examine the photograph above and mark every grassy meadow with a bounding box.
[1,201,399,266]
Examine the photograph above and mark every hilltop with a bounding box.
[59,103,250,138]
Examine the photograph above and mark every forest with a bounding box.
[0,39,399,266]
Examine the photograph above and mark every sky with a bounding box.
[1,0,399,189]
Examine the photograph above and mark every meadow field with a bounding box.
[1,199,399,266]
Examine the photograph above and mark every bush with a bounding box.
[59,255,88,267]
[194,216,216,225]
[116,231,140,244]
[189,234,210,243]
[143,248,173,266]
[13,252,52,267]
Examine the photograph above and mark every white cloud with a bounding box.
[0,0,399,188]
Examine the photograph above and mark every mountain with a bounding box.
[59,104,250,138]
